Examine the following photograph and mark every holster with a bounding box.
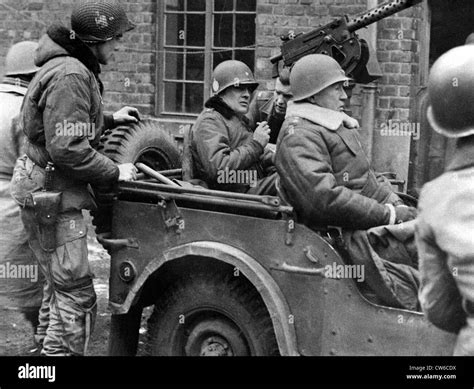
[28,191,63,252]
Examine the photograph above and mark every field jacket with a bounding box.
[0,79,28,178]
[416,139,474,354]
[190,96,274,192]
[11,25,118,212]
[275,101,400,230]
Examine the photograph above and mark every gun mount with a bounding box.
[270,0,423,83]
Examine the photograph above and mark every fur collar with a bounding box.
[205,95,236,120]
[205,95,252,127]
[47,25,101,79]
[286,101,359,131]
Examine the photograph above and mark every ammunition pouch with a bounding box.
[28,191,63,252]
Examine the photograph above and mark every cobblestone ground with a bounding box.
[0,213,152,356]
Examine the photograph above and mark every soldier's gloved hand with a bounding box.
[118,163,138,181]
[113,106,141,125]
[394,205,417,224]
[253,121,271,148]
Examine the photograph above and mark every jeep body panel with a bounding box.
[107,194,456,356]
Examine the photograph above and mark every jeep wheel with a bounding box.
[92,120,181,234]
[98,119,181,170]
[147,271,279,356]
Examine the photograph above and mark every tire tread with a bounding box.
[147,270,279,356]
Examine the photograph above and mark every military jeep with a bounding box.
[95,120,455,356]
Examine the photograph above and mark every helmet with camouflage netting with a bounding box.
[71,1,135,43]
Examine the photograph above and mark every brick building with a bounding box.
[0,0,472,193]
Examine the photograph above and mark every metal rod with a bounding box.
[272,263,329,277]
[118,186,293,215]
[158,169,183,176]
[270,53,283,64]
[348,0,423,32]
[136,163,180,187]
[120,180,281,207]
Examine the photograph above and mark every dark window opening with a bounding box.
[159,0,256,116]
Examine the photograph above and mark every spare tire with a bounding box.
[92,120,182,235]
[98,119,181,170]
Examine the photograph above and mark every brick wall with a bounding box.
[0,0,157,116]
[255,0,422,121]
[0,0,422,123]
[372,5,424,179]
[376,9,422,123]
[255,0,424,180]
[103,1,156,116]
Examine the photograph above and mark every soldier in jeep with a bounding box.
[190,60,277,195]
[275,54,416,230]
[275,54,420,310]
[247,67,292,144]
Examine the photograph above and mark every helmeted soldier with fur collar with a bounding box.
[190,60,277,195]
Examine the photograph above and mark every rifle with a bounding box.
[270,0,423,83]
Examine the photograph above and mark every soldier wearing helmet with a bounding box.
[275,54,416,230]
[465,32,474,45]
[10,1,139,356]
[247,67,293,144]
[416,45,474,355]
[0,41,44,351]
[189,60,277,194]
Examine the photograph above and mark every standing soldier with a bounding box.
[10,1,139,356]
[247,67,292,144]
[416,45,474,355]
[0,41,43,349]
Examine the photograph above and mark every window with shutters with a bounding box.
[157,0,257,117]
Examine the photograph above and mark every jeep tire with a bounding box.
[98,119,181,170]
[92,120,181,234]
[147,271,279,356]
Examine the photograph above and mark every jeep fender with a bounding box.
[110,241,299,356]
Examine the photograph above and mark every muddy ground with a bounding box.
[0,213,152,356]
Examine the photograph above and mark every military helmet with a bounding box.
[71,1,135,43]
[465,32,474,45]
[5,41,39,76]
[427,45,474,138]
[211,60,259,95]
[290,54,351,102]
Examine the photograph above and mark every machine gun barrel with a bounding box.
[348,0,423,32]
[270,0,423,82]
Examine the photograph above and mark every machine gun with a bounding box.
[270,0,423,83]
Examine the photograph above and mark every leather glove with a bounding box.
[394,205,417,224]
[385,204,417,224]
